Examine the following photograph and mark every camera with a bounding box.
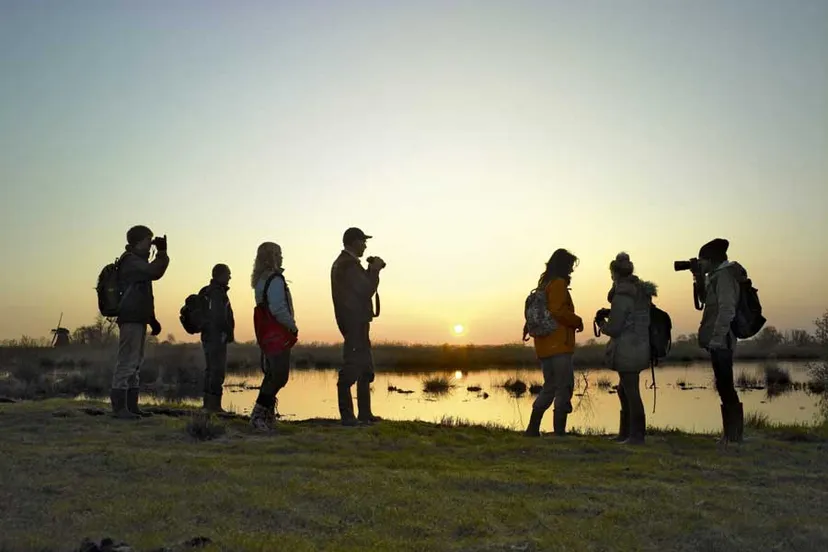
[594,308,611,323]
[673,257,706,311]
[674,258,701,273]
[366,256,386,268]
[593,308,611,337]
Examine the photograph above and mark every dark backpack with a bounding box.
[179,288,210,335]
[649,304,672,363]
[96,259,122,317]
[731,278,766,339]
[522,286,558,342]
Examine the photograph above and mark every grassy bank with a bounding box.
[1,399,827,551]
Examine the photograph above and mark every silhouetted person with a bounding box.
[112,226,169,419]
[331,227,385,426]
[697,238,746,444]
[525,248,583,437]
[598,253,656,445]
[250,242,296,430]
[201,263,235,413]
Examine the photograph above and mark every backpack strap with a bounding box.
[261,272,294,316]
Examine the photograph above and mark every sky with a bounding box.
[1,0,826,345]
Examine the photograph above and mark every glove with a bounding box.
[149,318,162,336]
[153,235,168,252]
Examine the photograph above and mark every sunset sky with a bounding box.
[1,0,826,345]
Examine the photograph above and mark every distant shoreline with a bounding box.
[2,340,824,373]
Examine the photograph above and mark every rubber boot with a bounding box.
[718,404,731,445]
[110,389,139,420]
[338,384,359,427]
[357,378,382,423]
[552,410,568,436]
[611,410,630,442]
[524,408,544,437]
[733,402,744,443]
[127,388,153,418]
[722,402,743,444]
[622,413,645,445]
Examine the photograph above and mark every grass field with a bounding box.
[1,399,827,551]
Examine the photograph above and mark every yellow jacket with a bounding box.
[533,278,583,358]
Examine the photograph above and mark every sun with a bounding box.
[453,324,465,336]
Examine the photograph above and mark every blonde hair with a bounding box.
[251,242,281,288]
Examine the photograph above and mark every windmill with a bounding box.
[50,312,70,347]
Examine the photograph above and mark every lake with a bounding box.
[163,360,825,433]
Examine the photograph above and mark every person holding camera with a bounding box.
[200,263,235,413]
[250,242,297,430]
[331,227,385,426]
[525,248,584,437]
[596,252,657,445]
[694,238,748,444]
[111,225,169,419]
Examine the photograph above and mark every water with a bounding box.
[187,361,823,433]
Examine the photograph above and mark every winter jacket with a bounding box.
[602,276,656,373]
[533,278,583,358]
[254,271,297,333]
[116,248,169,325]
[698,261,747,350]
[331,250,379,334]
[201,280,235,344]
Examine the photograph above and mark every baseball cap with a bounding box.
[342,227,372,245]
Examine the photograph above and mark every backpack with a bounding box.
[731,278,766,339]
[649,304,672,363]
[179,288,210,335]
[522,286,558,342]
[96,258,122,317]
[253,273,298,355]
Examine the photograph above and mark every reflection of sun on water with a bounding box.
[455,370,463,380]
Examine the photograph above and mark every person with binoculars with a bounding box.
[111,225,170,419]
[674,238,748,444]
[331,227,386,426]
[594,253,657,445]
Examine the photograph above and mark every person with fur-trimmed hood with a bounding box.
[697,238,748,444]
[598,252,657,445]
[111,225,169,419]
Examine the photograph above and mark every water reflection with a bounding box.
[192,361,821,433]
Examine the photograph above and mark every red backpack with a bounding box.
[253,273,297,355]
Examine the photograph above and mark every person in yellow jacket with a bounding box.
[525,248,584,437]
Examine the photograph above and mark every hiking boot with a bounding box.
[203,393,226,414]
[552,410,568,436]
[127,388,153,418]
[611,410,630,442]
[621,413,645,445]
[524,408,544,437]
[249,403,270,431]
[338,384,359,427]
[110,389,139,420]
